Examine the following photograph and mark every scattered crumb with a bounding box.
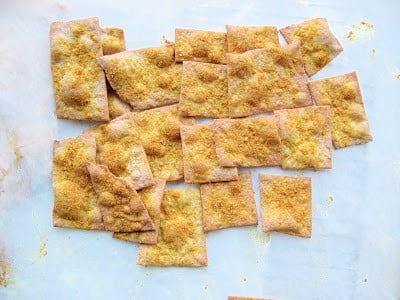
[0,247,13,287]
[395,73,400,80]
[240,276,247,283]
[204,283,208,291]
[39,239,48,258]
[328,195,334,201]
[347,21,374,41]
[347,31,355,41]
[371,48,376,56]
[161,36,173,46]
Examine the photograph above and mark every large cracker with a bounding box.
[107,89,131,120]
[98,46,182,109]
[179,61,229,118]
[137,189,208,267]
[212,116,281,167]
[275,105,332,169]
[50,17,109,121]
[280,18,343,77]
[102,27,126,55]
[52,135,104,230]
[180,124,238,183]
[175,28,227,64]
[259,174,312,238]
[227,42,312,117]
[228,297,271,300]
[113,179,166,244]
[308,72,373,148]
[87,163,154,233]
[200,173,257,232]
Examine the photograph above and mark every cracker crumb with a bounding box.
[0,247,13,287]
[347,31,355,41]
[39,239,48,258]
[204,283,208,291]
[328,195,334,201]
[347,21,375,42]
[371,48,376,56]
[395,73,400,80]
[240,276,247,283]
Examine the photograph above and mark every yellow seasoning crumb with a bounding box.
[204,283,208,291]
[328,195,334,201]
[395,73,400,80]
[347,31,355,41]
[240,276,248,283]
[39,239,48,258]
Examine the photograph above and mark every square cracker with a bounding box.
[228,297,271,300]
[226,24,279,53]
[98,46,182,109]
[52,135,104,230]
[175,28,227,64]
[227,42,312,117]
[200,173,257,232]
[280,18,343,77]
[308,71,373,148]
[50,17,109,121]
[275,105,332,169]
[102,27,126,55]
[179,61,229,118]
[113,179,166,244]
[259,174,312,238]
[137,189,208,267]
[107,89,131,120]
[212,116,281,167]
[180,124,238,184]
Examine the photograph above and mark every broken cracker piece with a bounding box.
[107,89,131,119]
[102,27,126,55]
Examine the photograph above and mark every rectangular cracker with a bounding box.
[212,116,281,167]
[175,28,227,64]
[50,17,109,121]
[102,27,126,55]
[227,42,312,117]
[179,61,229,118]
[259,174,312,238]
[280,18,343,77]
[200,173,257,232]
[98,46,182,109]
[137,189,208,267]
[308,71,373,148]
[180,124,238,184]
[107,89,131,120]
[275,105,332,169]
[52,135,104,230]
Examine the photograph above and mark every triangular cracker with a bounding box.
[102,27,126,55]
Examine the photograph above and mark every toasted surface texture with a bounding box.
[280,18,343,77]
[175,28,227,64]
[212,116,281,167]
[227,42,312,117]
[275,105,332,169]
[180,124,238,183]
[137,189,208,267]
[200,173,257,232]
[98,46,182,109]
[52,135,104,230]
[179,61,229,118]
[107,90,131,119]
[102,27,126,55]
[308,72,373,148]
[50,17,109,121]
[259,174,312,238]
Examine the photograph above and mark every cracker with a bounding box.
[200,173,257,232]
[137,189,208,267]
[228,297,271,300]
[259,174,312,238]
[107,89,131,120]
[98,46,182,109]
[50,17,109,121]
[175,28,227,64]
[227,42,312,117]
[179,61,229,118]
[212,116,281,167]
[275,105,332,169]
[52,135,104,230]
[308,72,373,148]
[226,24,279,53]
[87,163,154,233]
[180,124,238,183]
[280,18,343,77]
[113,179,166,244]
[102,27,126,55]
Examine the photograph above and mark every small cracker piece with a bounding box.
[275,105,332,169]
[175,28,227,64]
[50,17,109,121]
[200,173,257,232]
[308,71,373,148]
[107,89,131,120]
[179,61,229,118]
[180,124,238,184]
[259,174,312,238]
[280,18,343,77]
[137,189,208,267]
[212,116,281,167]
[102,27,126,55]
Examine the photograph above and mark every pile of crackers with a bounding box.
[50,17,372,267]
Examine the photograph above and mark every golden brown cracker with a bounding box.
[102,27,126,55]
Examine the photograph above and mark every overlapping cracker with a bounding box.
[102,27,126,55]
[179,61,229,118]
[50,17,109,121]
[259,174,312,238]
[137,189,208,267]
[275,105,332,169]
[227,42,312,117]
[200,173,257,232]
[308,72,373,148]
[107,89,131,119]
[280,18,343,77]
[212,116,281,167]
[180,124,238,183]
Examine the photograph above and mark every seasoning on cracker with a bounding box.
[102,27,126,55]
[107,89,131,120]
